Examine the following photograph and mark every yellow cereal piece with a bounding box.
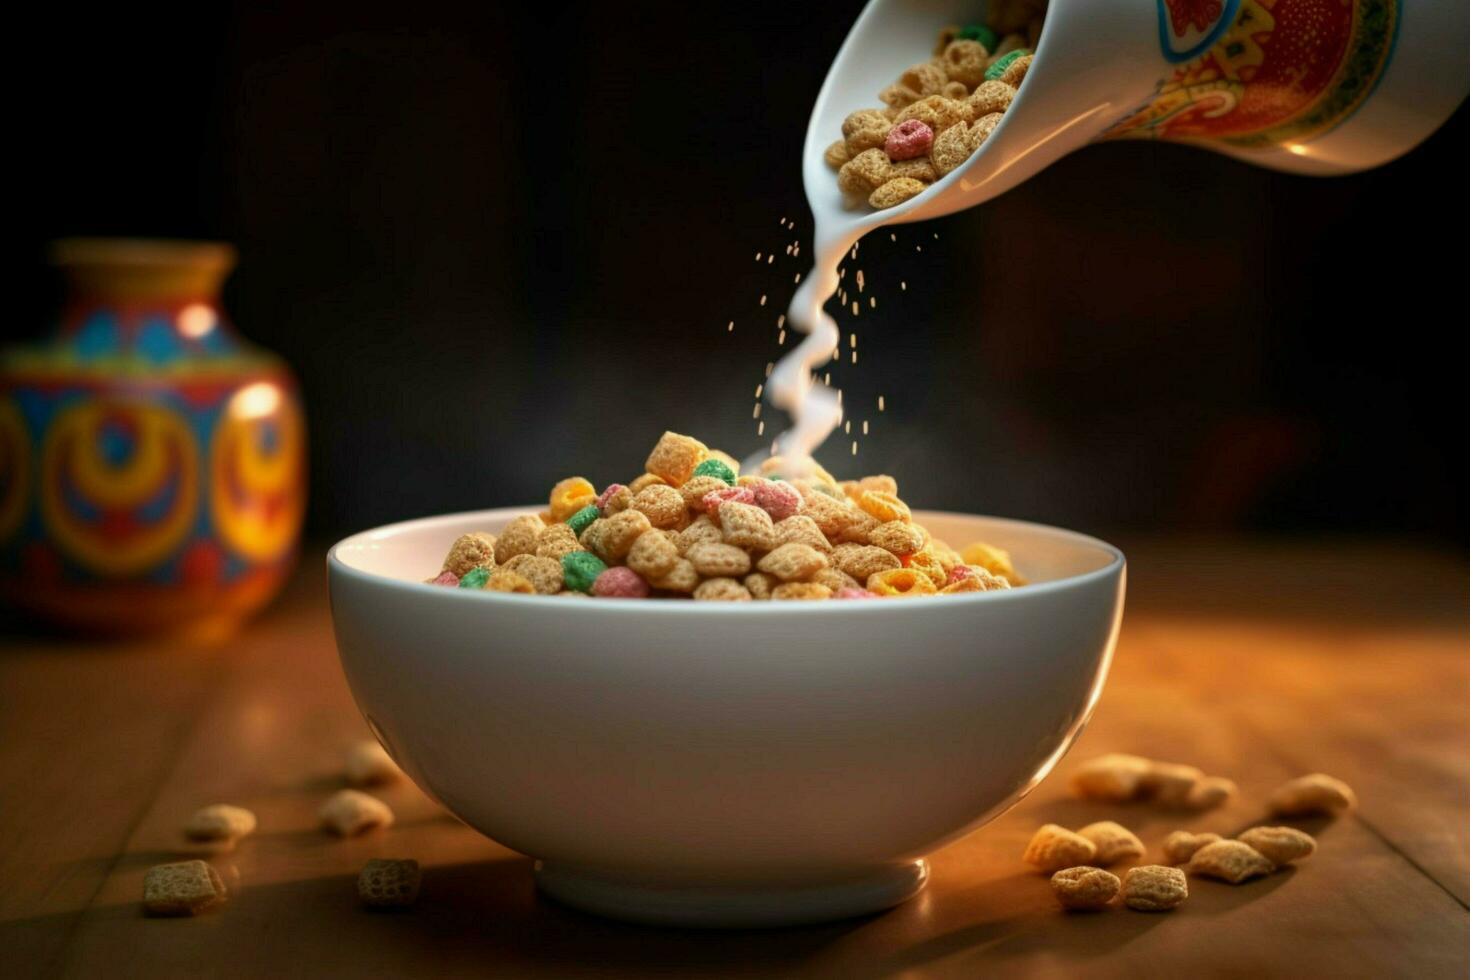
[494,514,545,565]
[644,431,707,486]
[907,550,947,589]
[693,577,753,601]
[442,532,496,577]
[484,569,536,594]
[857,489,911,523]
[866,567,937,597]
[1023,824,1097,872]
[548,476,596,522]
[771,582,834,601]
[960,540,1025,584]
[502,554,564,594]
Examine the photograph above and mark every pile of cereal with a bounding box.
[825,1,1046,210]
[430,431,1026,601]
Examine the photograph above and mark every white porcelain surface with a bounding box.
[328,508,1124,927]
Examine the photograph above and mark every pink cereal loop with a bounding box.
[702,485,755,514]
[592,566,650,599]
[430,570,460,587]
[595,483,627,513]
[885,119,934,161]
[751,480,801,521]
[947,565,975,585]
[835,587,878,599]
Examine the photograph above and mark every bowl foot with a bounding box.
[533,859,928,928]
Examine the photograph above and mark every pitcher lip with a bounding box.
[48,238,238,273]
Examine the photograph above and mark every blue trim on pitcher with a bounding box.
[1157,0,1242,64]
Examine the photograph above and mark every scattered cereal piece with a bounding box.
[142,860,227,916]
[494,515,544,564]
[561,551,609,594]
[358,858,421,910]
[885,119,934,161]
[345,739,400,787]
[1185,776,1237,810]
[687,541,754,578]
[772,582,834,600]
[548,477,597,522]
[1187,840,1275,883]
[1238,826,1317,866]
[1162,831,1222,865]
[428,570,459,587]
[484,569,536,593]
[1143,762,1204,806]
[692,458,737,486]
[867,567,937,597]
[458,567,490,590]
[1123,865,1188,911]
[1024,824,1097,873]
[1078,821,1145,866]
[626,529,680,579]
[758,543,829,582]
[184,804,257,842]
[644,431,707,486]
[593,566,651,599]
[442,532,496,577]
[693,577,754,601]
[566,505,601,538]
[1267,773,1357,817]
[1051,866,1120,911]
[1071,753,1152,802]
[320,790,394,837]
[503,554,564,595]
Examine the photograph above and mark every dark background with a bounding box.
[16,1,1467,547]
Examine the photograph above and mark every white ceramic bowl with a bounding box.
[328,507,1125,927]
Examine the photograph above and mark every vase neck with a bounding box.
[51,238,236,306]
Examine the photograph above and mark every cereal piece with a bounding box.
[857,490,911,523]
[742,482,796,525]
[503,554,564,594]
[1188,840,1275,883]
[934,23,963,55]
[428,570,459,587]
[548,476,596,522]
[1238,826,1317,866]
[592,566,650,599]
[941,39,990,87]
[996,52,1032,88]
[928,539,962,571]
[957,22,998,51]
[841,108,892,154]
[899,61,947,98]
[493,514,544,564]
[771,582,833,601]
[879,83,921,112]
[942,80,969,100]
[358,858,421,910]
[838,148,895,195]
[1185,776,1237,810]
[1123,865,1188,911]
[944,565,1011,592]
[345,739,400,787]
[866,567,937,597]
[142,860,227,916]
[626,528,680,579]
[1023,824,1097,873]
[1051,866,1120,911]
[743,572,777,600]
[824,139,851,169]
[960,540,1025,585]
[895,95,968,134]
[595,482,628,513]
[814,566,860,593]
[799,490,855,539]
[1078,821,1145,865]
[700,485,755,515]
[691,458,736,486]
[633,483,688,529]
[442,532,496,577]
[693,577,753,601]
[834,544,902,581]
[891,157,939,183]
[649,557,698,593]
[774,515,833,553]
[966,79,1015,117]
[628,472,666,494]
[989,31,1028,63]
[644,431,707,486]
[719,501,778,552]
[970,111,1003,148]
[906,549,948,589]
[687,541,753,578]
[184,804,257,842]
[561,551,608,594]
[679,474,729,510]
[706,450,740,477]
[1143,762,1204,805]
[677,514,726,554]
[1267,773,1358,817]
[567,505,602,539]
[457,567,490,590]
[1070,753,1152,801]
[320,789,394,837]
[985,48,1030,82]
[930,121,976,176]
[836,508,880,544]
[835,587,877,599]
[869,520,925,556]
[884,119,934,161]
[1162,831,1223,865]
[585,509,653,563]
[536,522,582,560]
[484,569,536,593]
[758,543,829,582]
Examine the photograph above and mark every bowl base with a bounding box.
[533,859,928,929]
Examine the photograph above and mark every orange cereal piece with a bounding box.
[494,514,545,564]
[774,515,833,553]
[758,543,829,582]
[907,549,948,589]
[960,540,1025,584]
[771,582,834,601]
[719,501,778,552]
[858,475,899,496]
[502,554,564,595]
[833,543,902,581]
[857,489,911,523]
[442,532,497,577]
[644,431,707,486]
[548,477,596,522]
[585,509,652,563]
[693,577,753,601]
[868,520,925,556]
[866,567,937,597]
[483,569,536,594]
[633,483,688,529]
[626,529,680,579]
[686,541,753,578]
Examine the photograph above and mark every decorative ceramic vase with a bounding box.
[0,239,306,638]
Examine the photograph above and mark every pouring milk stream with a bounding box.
[752,0,1469,475]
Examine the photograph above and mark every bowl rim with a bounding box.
[327,507,1125,616]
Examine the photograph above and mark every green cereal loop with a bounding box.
[458,567,489,589]
[958,24,997,51]
[692,458,736,486]
[561,551,607,593]
[567,504,600,536]
[984,49,1029,81]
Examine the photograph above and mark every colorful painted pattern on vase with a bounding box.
[1108,0,1400,147]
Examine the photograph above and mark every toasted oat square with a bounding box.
[143,860,227,916]
[358,858,422,910]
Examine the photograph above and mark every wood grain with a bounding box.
[2,541,1467,979]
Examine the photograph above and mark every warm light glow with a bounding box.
[229,382,283,420]
[1286,143,1310,156]
[177,303,217,338]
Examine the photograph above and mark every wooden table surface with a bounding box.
[3,539,1468,979]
